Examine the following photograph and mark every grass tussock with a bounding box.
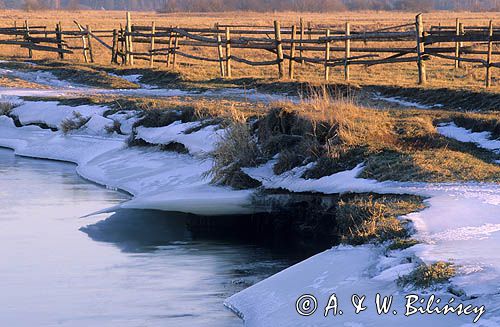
[0,102,16,116]
[336,194,425,245]
[209,115,263,189]
[60,111,90,134]
[398,262,456,289]
[387,238,419,251]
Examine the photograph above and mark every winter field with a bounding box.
[0,15,499,326]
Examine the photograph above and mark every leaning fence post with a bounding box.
[76,23,89,63]
[454,18,460,69]
[86,25,94,63]
[345,22,351,81]
[274,20,284,79]
[299,17,305,64]
[225,27,232,78]
[149,21,156,68]
[216,29,225,77]
[324,29,331,81]
[289,25,297,79]
[486,20,493,88]
[415,14,427,85]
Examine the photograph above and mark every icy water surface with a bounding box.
[0,148,297,327]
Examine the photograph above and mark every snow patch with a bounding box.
[373,92,443,109]
[438,122,500,154]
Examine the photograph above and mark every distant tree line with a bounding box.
[2,0,499,12]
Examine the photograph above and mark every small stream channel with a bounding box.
[0,147,321,327]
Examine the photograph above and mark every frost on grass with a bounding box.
[60,112,90,134]
[398,261,456,289]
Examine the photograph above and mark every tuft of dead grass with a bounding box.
[209,120,263,189]
[60,111,90,134]
[398,261,456,289]
[0,101,16,116]
[336,194,425,245]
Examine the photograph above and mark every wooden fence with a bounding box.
[0,13,499,87]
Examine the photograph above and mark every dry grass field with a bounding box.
[0,10,500,92]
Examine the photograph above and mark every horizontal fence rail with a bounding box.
[0,13,497,87]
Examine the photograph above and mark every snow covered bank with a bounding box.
[226,245,488,326]
[0,99,255,216]
[136,121,225,156]
[230,158,500,325]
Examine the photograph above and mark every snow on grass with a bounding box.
[438,122,500,154]
[373,92,443,109]
[107,111,141,135]
[11,101,107,129]
[0,67,78,89]
[136,121,225,155]
[82,115,115,136]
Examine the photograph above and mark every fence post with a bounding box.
[76,23,89,63]
[289,25,297,79]
[307,21,312,40]
[486,20,493,88]
[25,20,33,58]
[216,31,225,77]
[111,29,118,64]
[225,27,232,78]
[86,25,94,63]
[172,27,179,68]
[454,18,460,69]
[167,26,173,67]
[324,29,331,81]
[299,17,304,64]
[55,22,64,60]
[274,20,284,79]
[126,11,134,66]
[345,22,350,81]
[415,14,427,85]
[150,21,156,68]
[119,27,125,64]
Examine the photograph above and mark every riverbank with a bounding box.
[0,62,499,326]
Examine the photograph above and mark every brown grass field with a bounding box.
[0,10,500,91]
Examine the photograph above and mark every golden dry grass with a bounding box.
[0,10,498,91]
